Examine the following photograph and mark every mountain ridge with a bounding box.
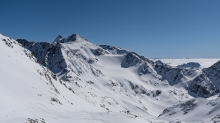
[16,34,220,98]
[1,33,220,122]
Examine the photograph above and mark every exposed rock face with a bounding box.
[153,61,191,86]
[177,62,201,69]
[183,60,220,98]
[91,48,109,56]
[121,53,144,68]
[203,61,220,91]
[159,99,197,117]
[100,45,128,55]
[188,74,218,98]
[17,39,67,73]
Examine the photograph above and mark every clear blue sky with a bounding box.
[0,0,219,58]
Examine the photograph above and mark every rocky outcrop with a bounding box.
[188,73,218,98]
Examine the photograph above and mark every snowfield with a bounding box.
[1,33,220,123]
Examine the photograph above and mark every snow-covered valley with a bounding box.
[1,33,220,123]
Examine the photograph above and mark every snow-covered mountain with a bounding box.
[1,33,220,123]
[176,62,201,69]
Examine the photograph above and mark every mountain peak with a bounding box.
[66,34,79,41]
[53,33,88,43]
[53,35,63,42]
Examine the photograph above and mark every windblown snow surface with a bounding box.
[1,33,220,123]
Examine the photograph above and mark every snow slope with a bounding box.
[1,33,220,122]
[1,34,150,123]
[159,96,220,123]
